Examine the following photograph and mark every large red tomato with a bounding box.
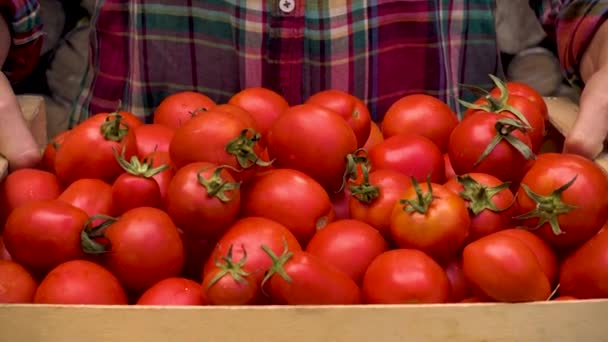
[448,112,534,183]
[55,112,139,185]
[362,249,451,304]
[240,168,334,245]
[368,134,444,183]
[515,153,608,251]
[266,103,358,193]
[153,91,216,129]
[381,94,459,152]
[305,89,372,147]
[228,87,289,139]
[443,173,516,243]
[0,260,38,303]
[390,180,470,262]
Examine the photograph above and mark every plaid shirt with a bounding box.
[70,0,608,126]
[0,0,43,83]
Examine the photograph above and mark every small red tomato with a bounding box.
[40,130,70,174]
[58,178,113,217]
[137,277,203,306]
[0,260,38,303]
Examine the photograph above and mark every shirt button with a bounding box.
[279,0,295,13]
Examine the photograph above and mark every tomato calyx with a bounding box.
[206,244,252,289]
[260,238,294,290]
[113,147,168,178]
[400,177,436,214]
[99,113,130,142]
[80,214,119,254]
[225,128,273,169]
[459,75,532,128]
[349,162,380,204]
[456,175,512,215]
[197,165,241,203]
[340,149,371,192]
[475,117,535,166]
[515,175,579,235]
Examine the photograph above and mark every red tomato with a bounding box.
[34,260,128,304]
[228,87,289,139]
[110,152,167,216]
[240,168,334,245]
[305,219,388,284]
[82,207,184,293]
[462,231,553,302]
[488,81,548,121]
[363,121,384,151]
[262,245,361,305]
[137,277,203,305]
[448,112,534,183]
[40,130,70,174]
[559,226,608,299]
[381,94,459,152]
[169,109,268,182]
[211,104,261,135]
[0,260,38,303]
[443,173,516,243]
[201,244,259,305]
[153,91,216,129]
[305,89,372,147]
[146,151,175,207]
[443,153,457,179]
[330,189,352,220]
[444,258,471,303]
[3,200,89,276]
[55,112,139,185]
[203,217,302,288]
[349,169,412,239]
[552,295,578,301]
[133,123,175,157]
[0,237,11,261]
[166,162,241,240]
[362,249,451,304]
[368,134,445,183]
[57,178,113,217]
[390,180,470,262]
[0,168,62,230]
[515,153,608,251]
[266,104,358,192]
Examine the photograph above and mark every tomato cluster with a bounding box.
[1,77,608,306]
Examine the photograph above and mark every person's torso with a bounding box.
[71,0,500,124]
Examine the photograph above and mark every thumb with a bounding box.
[563,67,608,159]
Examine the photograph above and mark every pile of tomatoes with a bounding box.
[1,75,608,306]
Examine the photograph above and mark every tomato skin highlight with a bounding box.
[362,249,451,304]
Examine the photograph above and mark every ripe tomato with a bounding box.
[0,168,63,230]
[201,245,259,305]
[349,169,412,239]
[515,153,608,251]
[153,91,216,129]
[55,112,139,185]
[305,219,388,284]
[363,121,384,151]
[368,134,444,183]
[559,226,608,299]
[34,260,128,305]
[82,207,184,293]
[169,109,268,182]
[133,123,175,157]
[262,244,361,305]
[381,94,459,152]
[228,87,289,139]
[145,151,175,208]
[58,178,113,218]
[137,277,203,305]
[488,81,548,121]
[203,217,302,287]
[266,103,358,193]
[166,162,241,240]
[462,230,553,302]
[443,153,457,179]
[211,104,261,134]
[448,112,534,183]
[40,130,70,174]
[443,173,515,243]
[305,89,372,147]
[0,260,38,303]
[362,249,451,304]
[3,200,89,276]
[390,179,470,262]
[444,258,471,303]
[240,168,334,245]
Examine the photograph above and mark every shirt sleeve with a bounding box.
[0,0,44,84]
[531,0,608,85]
